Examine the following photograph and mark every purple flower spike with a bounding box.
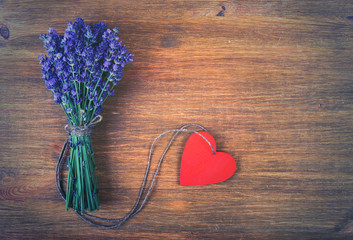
[103,61,111,68]
[39,17,133,124]
[54,92,62,104]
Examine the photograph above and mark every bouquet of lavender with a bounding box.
[39,18,133,212]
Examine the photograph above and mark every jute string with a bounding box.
[64,111,103,137]
[56,123,215,229]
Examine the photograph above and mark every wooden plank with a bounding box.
[1,0,353,238]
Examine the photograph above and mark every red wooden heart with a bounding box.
[180,131,236,186]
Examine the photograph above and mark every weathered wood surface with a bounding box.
[1,0,353,239]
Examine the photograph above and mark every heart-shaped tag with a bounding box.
[180,131,236,186]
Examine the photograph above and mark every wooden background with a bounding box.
[1,0,353,239]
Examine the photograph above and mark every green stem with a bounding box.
[85,72,107,120]
[60,103,70,121]
[65,135,99,212]
[88,74,113,122]
[101,83,118,106]
[83,60,97,111]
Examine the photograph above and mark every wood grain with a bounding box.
[1,0,353,239]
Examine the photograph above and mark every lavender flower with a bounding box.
[39,17,133,125]
[39,18,133,213]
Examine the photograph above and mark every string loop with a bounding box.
[56,124,214,228]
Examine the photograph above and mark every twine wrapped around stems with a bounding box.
[65,114,103,137]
